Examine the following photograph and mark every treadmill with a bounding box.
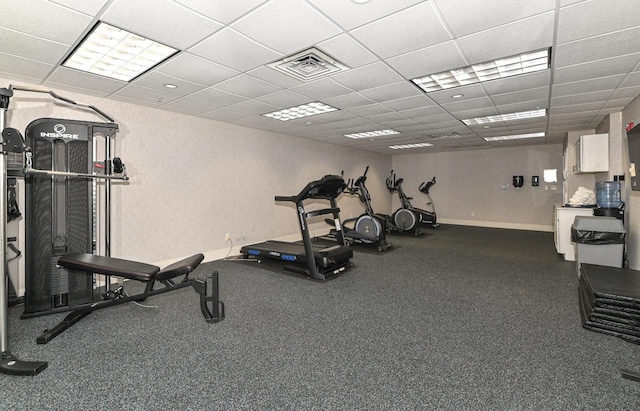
[240,175,354,280]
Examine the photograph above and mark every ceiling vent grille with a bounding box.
[268,47,349,81]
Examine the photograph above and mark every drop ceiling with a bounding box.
[1,0,639,155]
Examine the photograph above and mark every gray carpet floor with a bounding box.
[2,224,640,410]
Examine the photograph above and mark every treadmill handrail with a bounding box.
[274,174,346,204]
[275,195,295,202]
[306,207,340,218]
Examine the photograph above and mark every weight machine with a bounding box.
[0,85,223,375]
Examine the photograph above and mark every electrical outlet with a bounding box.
[225,233,231,241]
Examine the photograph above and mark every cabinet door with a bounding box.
[575,134,608,173]
[557,208,593,260]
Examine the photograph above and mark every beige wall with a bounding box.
[2,77,391,265]
[391,144,563,231]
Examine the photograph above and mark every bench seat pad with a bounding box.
[58,253,160,282]
[58,253,205,283]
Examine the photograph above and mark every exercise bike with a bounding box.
[385,170,437,235]
[322,167,392,252]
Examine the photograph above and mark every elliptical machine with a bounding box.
[385,170,437,235]
[323,167,392,252]
[419,177,439,228]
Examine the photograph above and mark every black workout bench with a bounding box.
[37,253,224,344]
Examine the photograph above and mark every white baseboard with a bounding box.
[438,218,553,233]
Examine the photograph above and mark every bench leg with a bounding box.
[37,309,92,344]
[192,271,225,323]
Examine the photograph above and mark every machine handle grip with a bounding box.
[275,195,295,202]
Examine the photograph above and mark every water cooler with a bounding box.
[594,181,624,221]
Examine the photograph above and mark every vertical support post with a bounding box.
[103,134,111,291]
[329,197,347,246]
[0,93,8,356]
[0,87,47,375]
[296,200,322,280]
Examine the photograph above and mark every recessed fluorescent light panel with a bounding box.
[484,132,545,141]
[389,143,433,150]
[462,109,547,125]
[412,49,550,93]
[262,102,338,121]
[345,129,400,139]
[63,22,178,82]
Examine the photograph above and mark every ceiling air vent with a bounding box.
[268,47,349,81]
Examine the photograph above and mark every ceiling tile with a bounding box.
[111,84,181,107]
[132,72,207,96]
[602,97,635,109]
[246,66,304,88]
[610,87,640,101]
[414,114,459,125]
[457,12,554,64]
[317,34,379,69]
[0,0,92,44]
[331,61,403,90]
[173,0,268,24]
[435,0,555,38]
[189,28,282,72]
[46,67,126,94]
[49,0,110,15]
[0,26,70,63]
[482,71,551,96]
[159,97,222,115]
[103,0,223,49]
[213,74,281,99]
[0,52,53,81]
[307,0,424,31]
[201,99,279,121]
[289,78,353,100]
[157,53,239,86]
[428,84,488,104]
[551,90,614,107]
[553,54,640,84]
[399,106,448,120]
[232,0,342,55]
[347,103,394,117]
[189,87,247,106]
[490,87,549,107]
[452,107,500,120]
[557,0,640,44]
[386,41,467,80]
[621,71,640,88]
[322,92,375,110]
[552,74,625,96]
[441,96,494,113]
[359,81,422,103]
[555,27,640,68]
[550,102,603,115]
[0,71,48,86]
[350,2,450,59]
[367,112,410,124]
[495,99,548,114]
[254,90,312,108]
[383,95,437,111]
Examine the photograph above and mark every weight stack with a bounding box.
[23,118,95,316]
